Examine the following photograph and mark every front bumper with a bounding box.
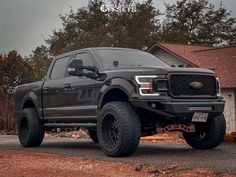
[132,100,225,119]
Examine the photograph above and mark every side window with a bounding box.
[74,53,95,73]
[50,56,70,80]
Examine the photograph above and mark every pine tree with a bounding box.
[161,0,236,45]
[0,51,36,94]
[29,45,52,80]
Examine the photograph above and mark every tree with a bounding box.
[107,0,161,49]
[0,51,36,94]
[161,0,236,45]
[46,0,161,55]
[37,0,236,57]
[29,45,52,81]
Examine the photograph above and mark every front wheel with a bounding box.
[88,128,98,143]
[183,114,226,149]
[18,108,45,147]
[97,102,141,157]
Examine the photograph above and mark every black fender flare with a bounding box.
[98,78,136,110]
[20,91,42,118]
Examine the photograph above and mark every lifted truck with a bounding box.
[15,47,226,157]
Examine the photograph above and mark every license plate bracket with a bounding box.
[192,112,208,122]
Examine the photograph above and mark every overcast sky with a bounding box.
[0,0,235,56]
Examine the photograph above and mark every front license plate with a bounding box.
[192,112,208,122]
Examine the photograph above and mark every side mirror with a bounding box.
[68,59,97,79]
[68,59,83,76]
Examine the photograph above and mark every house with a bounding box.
[147,42,236,133]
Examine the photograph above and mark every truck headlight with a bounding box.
[135,75,161,96]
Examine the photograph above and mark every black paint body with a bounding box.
[14,48,225,130]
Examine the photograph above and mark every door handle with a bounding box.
[43,87,50,93]
[64,84,72,90]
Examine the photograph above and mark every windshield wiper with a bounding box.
[128,65,142,67]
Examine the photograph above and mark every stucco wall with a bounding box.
[152,48,187,67]
[222,89,236,133]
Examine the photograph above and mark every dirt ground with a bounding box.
[0,150,234,177]
[0,131,235,177]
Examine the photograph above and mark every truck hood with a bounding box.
[99,66,215,76]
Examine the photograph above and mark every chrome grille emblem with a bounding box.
[189,81,204,89]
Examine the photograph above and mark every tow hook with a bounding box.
[156,124,195,133]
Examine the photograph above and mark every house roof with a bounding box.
[148,43,236,88]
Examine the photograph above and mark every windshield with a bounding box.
[93,49,168,68]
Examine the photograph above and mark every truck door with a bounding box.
[42,55,70,119]
[63,52,97,120]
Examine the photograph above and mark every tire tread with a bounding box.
[184,114,226,149]
[97,102,141,157]
[18,108,45,147]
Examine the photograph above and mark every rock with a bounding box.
[134,164,143,172]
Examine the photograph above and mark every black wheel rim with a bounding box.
[195,131,207,140]
[101,112,120,148]
[110,117,119,143]
[20,117,29,140]
[191,123,210,141]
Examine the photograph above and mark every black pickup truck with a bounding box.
[15,47,226,157]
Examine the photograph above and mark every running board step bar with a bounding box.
[44,123,96,128]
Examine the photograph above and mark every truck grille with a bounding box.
[169,74,217,98]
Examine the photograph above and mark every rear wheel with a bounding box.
[18,108,45,147]
[97,102,141,157]
[183,114,226,149]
